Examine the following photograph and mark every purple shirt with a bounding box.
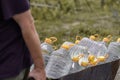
[0,0,32,79]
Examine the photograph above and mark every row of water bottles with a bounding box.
[31,35,120,79]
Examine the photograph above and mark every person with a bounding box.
[0,0,46,80]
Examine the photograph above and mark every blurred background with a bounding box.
[30,0,120,47]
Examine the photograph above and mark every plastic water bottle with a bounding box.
[45,44,72,79]
[79,54,89,67]
[69,45,85,62]
[30,37,57,72]
[69,45,85,73]
[107,42,120,62]
[41,37,57,66]
[88,42,108,65]
[78,47,90,68]
[77,38,98,66]
[78,37,95,49]
[109,40,120,80]
[96,44,108,64]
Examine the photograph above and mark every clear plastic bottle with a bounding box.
[30,37,57,71]
[96,44,108,63]
[114,38,120,80]
[78,47,89,68]
[107,42,120,61]
[45,44,72,79]
[76,37,99,66]
[79,54,89,68]
[88,42,108,65]
[41,37,57,66]
[78,37,95,49]
[87,42,98,66]
[69,45,85,73]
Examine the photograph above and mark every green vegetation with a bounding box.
[30,0,120,46]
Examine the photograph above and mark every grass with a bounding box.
[31,0,120,47]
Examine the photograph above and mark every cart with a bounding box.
[48,53,120,80]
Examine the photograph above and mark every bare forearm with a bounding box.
[13,10,46,80]
[13,10,45,70]
[21,24,44,70]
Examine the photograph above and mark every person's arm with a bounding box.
[13,10,46,80]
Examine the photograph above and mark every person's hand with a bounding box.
[29,68,46,80]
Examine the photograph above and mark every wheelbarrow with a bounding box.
[48,53,120,80]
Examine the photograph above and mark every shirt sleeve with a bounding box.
[1,0,30,20]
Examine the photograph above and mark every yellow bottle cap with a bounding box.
[75,36,81,44]
[103,35,112,43]
[72,56,79,62]
[75,40,80,44]
[45,38,52,44]
[103,38,110,43]
[117,38,120,42]
[72,54,84,62]
[44,37,57,44]
[89,35,96,41]
[61,44,70,50]
[98,56,106,62]
[88,55,95,63]
[89,59,98,66]
[81,61,89,67]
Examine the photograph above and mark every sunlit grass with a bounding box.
[31,0,120,47]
